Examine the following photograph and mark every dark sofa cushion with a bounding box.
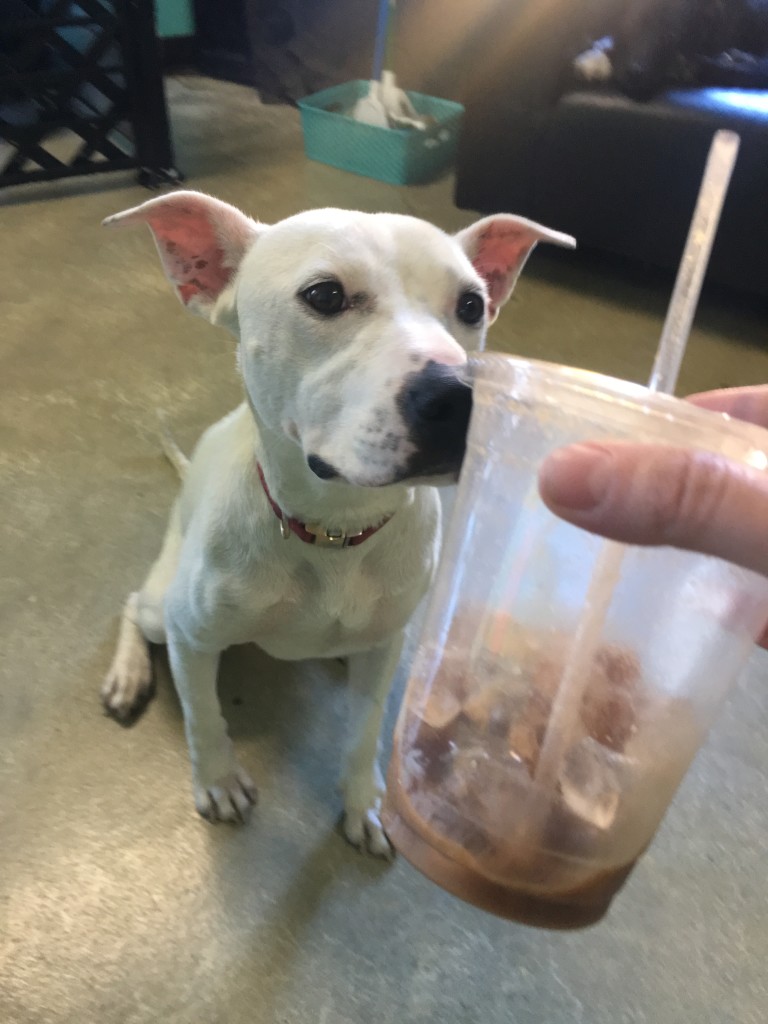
[532,88,768,294]
[457,86,768,295]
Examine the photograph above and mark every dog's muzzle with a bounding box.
[397,360,473,479]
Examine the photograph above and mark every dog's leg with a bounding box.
[342,633,404,859]
[101,591,154,724]
[102,505,182,722]
[166,630,257,823]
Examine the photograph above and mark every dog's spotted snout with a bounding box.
[398,360,472,479]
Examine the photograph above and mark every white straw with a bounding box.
[530,130,741,801]
[649,130,740,395]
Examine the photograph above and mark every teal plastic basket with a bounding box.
[298,81,464,186]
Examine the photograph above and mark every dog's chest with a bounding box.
[222,543,431,660]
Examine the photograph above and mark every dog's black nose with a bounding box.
[398,360,472,478]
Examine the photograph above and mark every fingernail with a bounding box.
[539,443,612,511]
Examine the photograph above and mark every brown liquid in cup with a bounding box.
[383,629,679,930]
[384,778,637,930]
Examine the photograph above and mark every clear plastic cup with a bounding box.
[383,354,768,930]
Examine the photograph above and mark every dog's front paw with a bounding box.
[343,800,394,860]
[101,645,154,724]
[194,767,258,824]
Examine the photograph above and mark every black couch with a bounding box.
[453,2,768,297]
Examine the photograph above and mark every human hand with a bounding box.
[538,386,768,577]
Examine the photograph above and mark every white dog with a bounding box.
[101,192,574,856]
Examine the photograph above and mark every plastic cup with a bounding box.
[383,354,768,930]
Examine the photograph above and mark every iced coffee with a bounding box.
[382,354,768,929]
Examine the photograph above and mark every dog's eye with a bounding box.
[456,291,485,325]
[301,281,347,316]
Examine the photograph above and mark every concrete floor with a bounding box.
[1,76,767,1024]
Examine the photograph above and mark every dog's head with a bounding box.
[104,193,574,487]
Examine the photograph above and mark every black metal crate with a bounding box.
[0,0,181,189]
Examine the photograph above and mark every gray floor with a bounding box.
[1,76,767,1024]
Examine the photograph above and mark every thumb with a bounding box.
[538,441,768,577]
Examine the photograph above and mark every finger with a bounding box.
[687,385,768,426]
[538,441,768,577]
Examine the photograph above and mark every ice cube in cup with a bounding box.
[559,736,629,831]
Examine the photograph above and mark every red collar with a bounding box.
[257,463,392,548]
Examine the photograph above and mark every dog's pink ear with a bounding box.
[456,215,576,322]
[103,191,262,322]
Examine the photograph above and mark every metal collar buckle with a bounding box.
[304,523,356,548]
